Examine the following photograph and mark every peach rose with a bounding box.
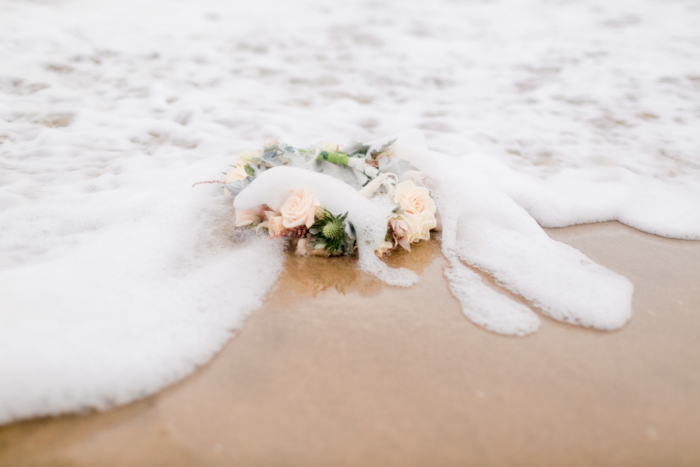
[235,208,262,227]
[389,215,413,251]
[225,164,248,182]
[280,189,320,229]
[394,180,436,216]
[264,212,285,237]
[225,151,258,183]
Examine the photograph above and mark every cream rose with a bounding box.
[390,211,437,251]
[394,180,436,216]
[235,208,261,227]
[403,212,436,243]
[280,189,320,229]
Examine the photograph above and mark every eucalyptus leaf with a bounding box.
[223,177,253,196]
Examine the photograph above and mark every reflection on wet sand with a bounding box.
[278,237,440,298]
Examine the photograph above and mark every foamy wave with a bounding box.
[391,132,636,334]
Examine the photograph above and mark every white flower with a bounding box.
[280,189,321,229]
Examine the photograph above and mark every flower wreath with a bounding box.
[197,139,438,257]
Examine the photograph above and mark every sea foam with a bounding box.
[0,172,285,423]
[395,131,636,335]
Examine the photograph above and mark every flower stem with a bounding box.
[317,151,350,166]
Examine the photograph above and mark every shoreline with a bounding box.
[1,221,699,466]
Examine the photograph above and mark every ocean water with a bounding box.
[1,0,699,423]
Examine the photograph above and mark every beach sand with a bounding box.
[1,221,698,467]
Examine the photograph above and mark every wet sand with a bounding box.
[1,221,699,467]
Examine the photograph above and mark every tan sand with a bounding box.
[1,221,699,467]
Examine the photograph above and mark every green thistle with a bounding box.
[321,218,345,240]
[312,210,353,256]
